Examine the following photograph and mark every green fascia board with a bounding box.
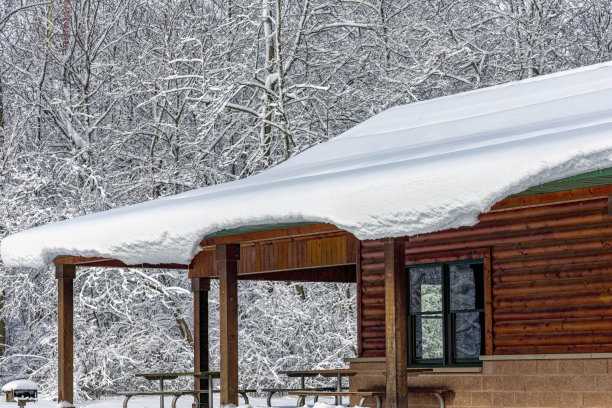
[203,222,317,238]
[510,167,612,197]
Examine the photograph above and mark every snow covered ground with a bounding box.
[0,396,348,408]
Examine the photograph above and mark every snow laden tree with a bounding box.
[1,0,612,400]
[482,0,578,80]
[221,0,354,174]
[576,0,612,64]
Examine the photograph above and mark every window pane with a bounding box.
[415,315,443,360]
[410,266,442,313]
[450,263,483,311]
[455,312,482,359]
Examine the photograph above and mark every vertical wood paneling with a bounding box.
[193,232,358,278]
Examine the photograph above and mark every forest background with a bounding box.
[0,0,611,400]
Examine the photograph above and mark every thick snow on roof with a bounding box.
[4,62,612,268]
[2,380,39,392]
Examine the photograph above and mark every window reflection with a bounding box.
[408,262,485,365]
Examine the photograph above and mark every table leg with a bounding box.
[208,375,213,408]
[160,379,165,408]
[336,373,342,405]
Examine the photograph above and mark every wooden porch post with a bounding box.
[383,237,408,408]
[56,264,76,406]
[192,277,210,408]
[217,244,240,406]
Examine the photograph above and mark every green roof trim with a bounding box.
[511,167,612,197]
[203,222,317,238]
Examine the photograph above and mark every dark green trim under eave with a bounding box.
[510,167,612,197]
[203,222,317,238]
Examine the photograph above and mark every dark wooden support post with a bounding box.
[383,237,408,408]
[192,277,210,408]
[355,239,363,358]
[217,244,240,406]
[56,264,76,406]
[0,291,6,358]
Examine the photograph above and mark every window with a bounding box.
[408,261,485,366]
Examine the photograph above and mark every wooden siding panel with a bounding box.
[193,231,357,278]
[360,239,385,357]
[358,186,612,357]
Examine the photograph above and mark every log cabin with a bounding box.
[3,62,612,408]
[349,178,612,408]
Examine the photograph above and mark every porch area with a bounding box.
[51,223,416,408]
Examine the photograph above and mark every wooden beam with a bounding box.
[484,250,494,355]
[194,233,358,279]
[54,256,190,269]
[217,244,240,406]
[200,223,342,247]
[0,292,5,358]
[192,278,210,408]
[491,184,612,211]
[237,264,356,282]
[383,237,407,408]
[355,239,363,357]
[56,264,75,406]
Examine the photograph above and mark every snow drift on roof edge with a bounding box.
[3,62,612,269]
[2,380,39,392]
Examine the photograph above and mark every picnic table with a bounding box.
[278,369,385,405]
[136,371,218,408]
[281,368,434,406]
[276,371,318,389]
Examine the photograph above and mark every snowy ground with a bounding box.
[0,395,348,408]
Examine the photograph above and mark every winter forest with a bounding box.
[0,0,612,401]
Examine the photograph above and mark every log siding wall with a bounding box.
[359,186,612,357]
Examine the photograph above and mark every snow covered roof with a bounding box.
[2,380,39,392]
[4,62,612,269]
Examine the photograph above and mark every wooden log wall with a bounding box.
[359,185,612,357]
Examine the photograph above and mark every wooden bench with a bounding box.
[353,388,451,408]
[261,387,343,407]
[118,389,255,408]
[288,391,384,408]
[117,391,200,408]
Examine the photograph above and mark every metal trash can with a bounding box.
[2,380,38,407]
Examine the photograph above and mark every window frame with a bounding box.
[407,260,485,367]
